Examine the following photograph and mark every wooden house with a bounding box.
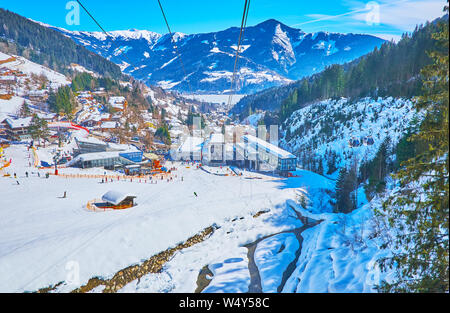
[98,191,136,210]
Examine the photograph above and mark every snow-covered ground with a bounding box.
[0,145,302,292]
[242,112,265,126]
[0,141,398,293]
[281,97,420,175]
[0,96,27,116]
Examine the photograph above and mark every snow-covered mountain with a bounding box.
[53,20,385,94]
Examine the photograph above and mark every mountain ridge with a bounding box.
[50,19,385,94]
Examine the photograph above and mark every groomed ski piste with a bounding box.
[0,142,394,293]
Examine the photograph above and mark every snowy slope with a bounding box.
[282,196,396,293]
[280,97,420,176]
[0,145,300,292]
[0,51,70,88]
[0,96,27,115]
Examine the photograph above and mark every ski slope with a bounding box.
[0,143,397,293]
[0,145,300,292]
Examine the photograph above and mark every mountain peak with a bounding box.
[256,19,284,28]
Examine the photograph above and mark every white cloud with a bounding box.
[352,0,446,31]
[293,0,446,33]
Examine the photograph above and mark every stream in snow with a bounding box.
[195,209,323,293]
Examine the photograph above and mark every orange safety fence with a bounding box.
[0,57,16,65]
[55,172,171,182]
[86,199,110,212]
[0,94,13,100]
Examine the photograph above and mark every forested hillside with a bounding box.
[279,10,448,292]
[0,9,123,79]
[232,16,448,121]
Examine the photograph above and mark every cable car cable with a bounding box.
[76,0,140,73]
[157,0,194,101]
[227,0,251,109]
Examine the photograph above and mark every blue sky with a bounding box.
[1,0,447,41]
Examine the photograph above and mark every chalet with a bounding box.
[99,121,117,132]
[0,75,16,86]
[5,117,33,140]
[28,90,48,103]
[80,118,101,128]
[108,96,127,112]
[36,112,57,122]
[97,191,136,210]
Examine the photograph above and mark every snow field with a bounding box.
[0,145,299,292]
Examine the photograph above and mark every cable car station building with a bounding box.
[173,133,297,175]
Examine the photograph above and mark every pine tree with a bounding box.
[18,100,31,117]
[317,156,324,175]
[29,114,49,147]
[326,151,337,175]
[379,9,449,292]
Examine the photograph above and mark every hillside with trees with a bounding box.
[232,15,448,122]
[0,8,123,79]
[279,9,448,292]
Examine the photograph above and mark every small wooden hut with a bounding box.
[98,190,136,210]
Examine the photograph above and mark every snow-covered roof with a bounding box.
[36,112,56,120]
[28,90,47,96]
[6,117,33,129]
[108,96,125,105]
[107,142,139,152]
[72,148,138,163]
[77,151,122,162]
[102,190,136,205]
[75,136,107,146]
[0,113,8,123]
[0,76,15,81]
[236,142,257,156]
[242,135,295,159]
[100,121,117,129]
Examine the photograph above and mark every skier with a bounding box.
[194,192,198,197]
[25,172,28,178]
